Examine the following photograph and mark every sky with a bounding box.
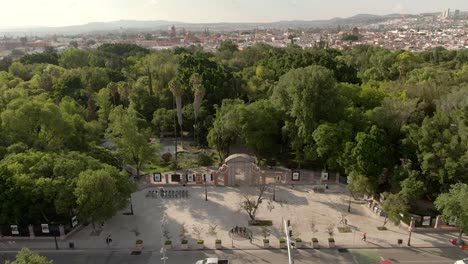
[0,0,467,28]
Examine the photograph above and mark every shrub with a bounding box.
[263,239,269,243]
[164,240,172,245]
[295,238,302,242]
[136,239,143,244]
[248,220,273,226]
[197,152,213,166]
[161,152,172,163]
[279,238,286,243]
[197,240,204,244]
[377,226,388,231]
[215,239,222,244]
[312,238,318,242]
[181,239,188,244]
[328,238,335,243]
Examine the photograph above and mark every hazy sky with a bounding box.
[0,0,467,27]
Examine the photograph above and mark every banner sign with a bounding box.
[41,224,50,233]
[11,225,19,235]
[71,216,78,227]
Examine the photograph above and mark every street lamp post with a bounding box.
[130,195,134,215]
[54,230,59,250]
[407,217,414,246]
[204,175,208,201]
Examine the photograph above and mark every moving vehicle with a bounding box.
[454,259,468,264]
[196,258,229,264]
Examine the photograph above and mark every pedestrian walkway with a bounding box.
[1,185,465,253]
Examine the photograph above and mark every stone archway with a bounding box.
[216,154,265,187]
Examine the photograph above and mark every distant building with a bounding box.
[170,25,176,39]
[443,8,451,19]
[454,9,460,19]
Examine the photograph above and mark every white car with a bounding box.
[196,258,229,264]
[454,259,468,264]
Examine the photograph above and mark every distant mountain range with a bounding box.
[0,13,444,35]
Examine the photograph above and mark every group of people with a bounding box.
[146,189,189,199]
[230,226,253,242]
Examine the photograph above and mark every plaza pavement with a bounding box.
[0,184,466,253]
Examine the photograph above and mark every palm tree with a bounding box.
[190,73,205,143]
[169,78,184,136]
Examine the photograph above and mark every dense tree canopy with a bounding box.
[0,42,467,226]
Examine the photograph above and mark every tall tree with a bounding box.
[169,78,185,134]
[434,183,468,244]
[74,168,133,230]
[106,106,159,178]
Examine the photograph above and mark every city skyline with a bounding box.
[0,0,467,28]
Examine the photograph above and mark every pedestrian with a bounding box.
[249,235,253,243]
[362,232,367,242]
[344,218,348,225]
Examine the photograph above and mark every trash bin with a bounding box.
[69,242,75,249]
[397,239,403,246]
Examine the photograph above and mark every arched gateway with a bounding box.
[215,154,265,187]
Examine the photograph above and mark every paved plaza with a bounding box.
[1,184,466,256]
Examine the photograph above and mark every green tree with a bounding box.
[6,248,53,264]
[239,100,283,160]
[152,108,175,134]
[272,65,343,161]
[207,99,244,161]
[434,183,468,244]
[106,106,159,178]
[74,168,133,230]
[312,122,352,170]
[59,49,89,69]
[381,193,409,225]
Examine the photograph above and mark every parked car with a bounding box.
[454,259,468,264]
[196,258,229,264]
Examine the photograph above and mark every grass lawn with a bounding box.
[349,249,381,264]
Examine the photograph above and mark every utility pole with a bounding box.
[284,220,294,264]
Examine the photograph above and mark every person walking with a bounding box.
[362,232,367,242]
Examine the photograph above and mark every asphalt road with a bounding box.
[0,247,466,264]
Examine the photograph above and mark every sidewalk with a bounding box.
[1,185,465,253]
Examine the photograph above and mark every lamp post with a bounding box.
[130,195,134,215]
[204,175,208,201]
[54,229,59,250]
[407,217,414,246]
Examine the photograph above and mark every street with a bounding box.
[0,247,466,264]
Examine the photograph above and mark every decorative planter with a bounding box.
[295,239,303,249]
[197,240,204,249]
[181,240,188,250]
[328,238,335,248]
[263,239,270,248]
[279,239,286,249]
[164,240,172,250]
[312,238,319,248]
[215,240,222,249]
[135,239,144,251]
